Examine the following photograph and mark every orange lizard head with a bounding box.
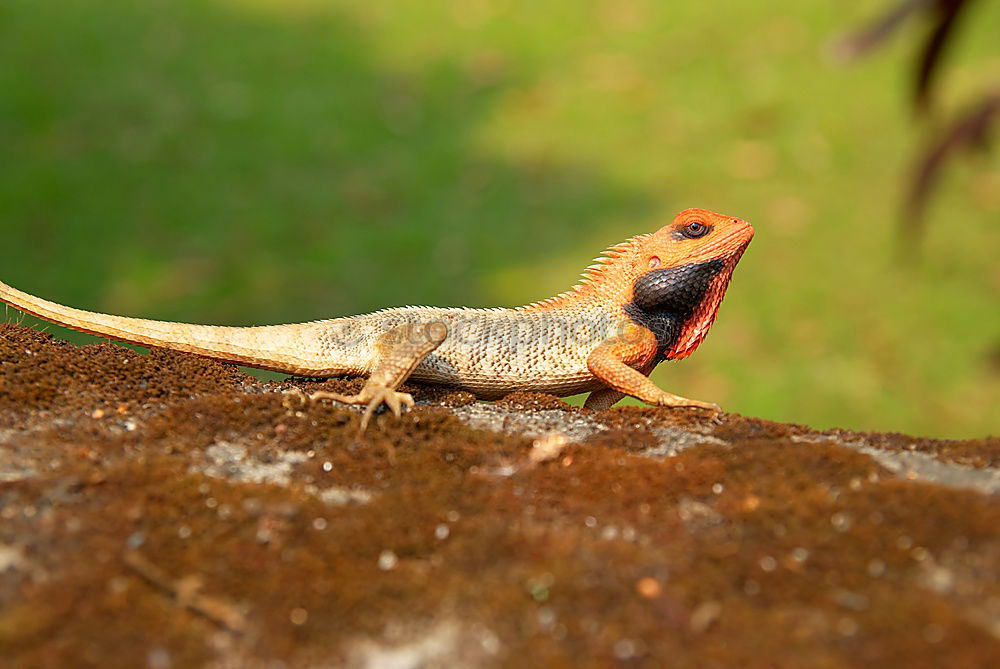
[520,208,752,362]
[625,208,754,360]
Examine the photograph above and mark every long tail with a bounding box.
[0,280,357,376]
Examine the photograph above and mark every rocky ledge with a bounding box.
[1,324,998,667]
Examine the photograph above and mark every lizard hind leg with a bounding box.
[310,321,448,432]
[583,387,625,411]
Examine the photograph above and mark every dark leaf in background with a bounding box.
[837,0,994,246]
[914,0,974,112]
[832,0,934,63]
[834,0,975,110]
[903,90,1000,245]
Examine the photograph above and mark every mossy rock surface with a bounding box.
[1,324,998,667]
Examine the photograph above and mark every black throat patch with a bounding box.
[623,258,725,350]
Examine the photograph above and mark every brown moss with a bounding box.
[824,428,1000,468]
[0,324,246,423]
[1,325,998,667]
[595,405,743,432]
[494,391,576,411]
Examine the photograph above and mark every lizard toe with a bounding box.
[309,390,362,405]
[655,392,720,412]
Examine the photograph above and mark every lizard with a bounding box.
[0,208,753,430]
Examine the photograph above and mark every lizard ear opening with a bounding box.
[648,256,661,269]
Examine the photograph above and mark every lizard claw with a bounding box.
[359,388,415,431]
[310,387,415,432]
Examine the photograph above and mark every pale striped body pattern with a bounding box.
[321,307,624,398]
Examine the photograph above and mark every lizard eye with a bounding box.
[648,256,661,269]
[681,221,710,239]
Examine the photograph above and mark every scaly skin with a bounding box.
[0,209,753,428]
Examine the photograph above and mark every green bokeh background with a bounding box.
[2,0,997,438]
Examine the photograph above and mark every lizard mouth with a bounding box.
[719,220,754,257]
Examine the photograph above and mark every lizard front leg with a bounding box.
[585,354,663,410]
[586,326,720,412]
[311,321,448,431]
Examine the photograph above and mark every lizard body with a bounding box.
[1,209,753,427]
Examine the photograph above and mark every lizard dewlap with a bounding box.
[0,208,753,429]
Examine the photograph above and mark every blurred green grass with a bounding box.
[1,0,997,438]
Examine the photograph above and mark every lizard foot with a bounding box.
[310,387,415,432]
[655,391,721,414]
